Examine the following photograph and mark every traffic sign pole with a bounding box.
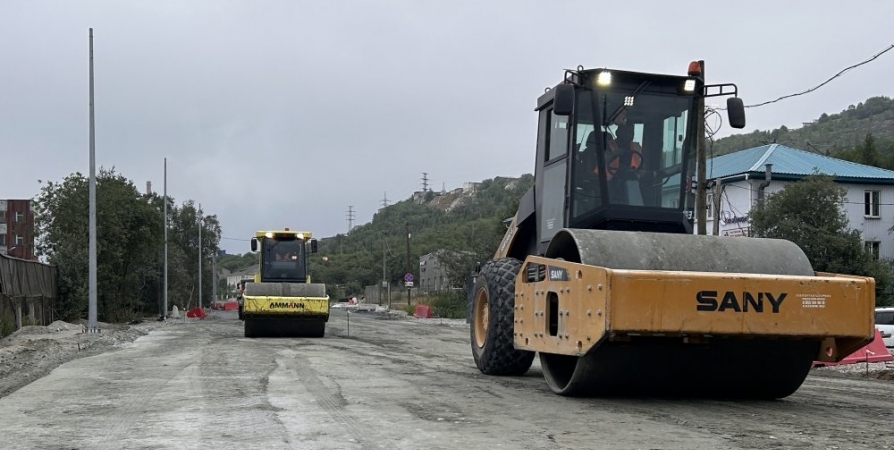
[404,272,413,306]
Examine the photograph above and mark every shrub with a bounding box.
[427,292,467,319]
[0,310,16,338]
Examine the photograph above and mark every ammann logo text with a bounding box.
[270,302,305,309]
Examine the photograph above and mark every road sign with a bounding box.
[404,281,414,288]
[404,273,414,282]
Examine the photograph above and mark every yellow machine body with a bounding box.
[512,256,874,362]
[242,229,328,338]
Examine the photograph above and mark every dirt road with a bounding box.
[1,309,892,450]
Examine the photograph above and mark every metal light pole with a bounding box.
[163,158,168,318]
[211,252,217,304]
[197,203,202,310]
[87,28,98,332]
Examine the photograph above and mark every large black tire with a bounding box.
[470,258,535,375]
[244,317,253,338]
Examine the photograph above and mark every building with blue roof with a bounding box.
[702,144,894,259]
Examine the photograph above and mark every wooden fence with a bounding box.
[0,253,57,336]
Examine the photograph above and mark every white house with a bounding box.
[700,143,894,259]
[225,266,257,296]
[418,249,474,293]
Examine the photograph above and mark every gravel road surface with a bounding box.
[1,309,893,450]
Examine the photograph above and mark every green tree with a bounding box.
[857,133,881,167]
[34,168,223,321]
[750,174,892,303]
[35,169,163,321]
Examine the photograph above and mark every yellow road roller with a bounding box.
[242,229,329,338]
[470,62,876,399]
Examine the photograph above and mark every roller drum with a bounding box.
[539,229,819,399]
[545,229,814,275]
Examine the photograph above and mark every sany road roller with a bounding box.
[470,62,876,399]
[242,229,330,338]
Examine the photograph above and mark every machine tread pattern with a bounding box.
[472,258,535,376]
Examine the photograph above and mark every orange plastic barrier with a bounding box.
[814,328,893,366]
[223,300,239,311]
[413,305,432,319]
[186,307,207,319]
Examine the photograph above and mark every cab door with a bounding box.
[535,106,570,252]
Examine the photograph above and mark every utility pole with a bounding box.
[712,179,722,236]
[212,252,217,304]
[382,231,388,307]
[197,203,202,310]
[406,222,411,306]
[693,60,707,235]
[381,192,389,209]
[87,28,98,332]
[421,173,429,192]
[346,206,355,233]
[163,158,168,318]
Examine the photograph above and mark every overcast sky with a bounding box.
[2,1,893,253]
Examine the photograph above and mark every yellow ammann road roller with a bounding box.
[470,62,876,399]
[242,229,329,338]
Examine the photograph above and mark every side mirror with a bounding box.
[308,239,318,254]
[727,97,746,129]
[250,237,258,252]
[553,84,575,116]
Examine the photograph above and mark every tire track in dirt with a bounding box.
[325,311,894,449]
[197,330,294,446]
[278,348,391,450]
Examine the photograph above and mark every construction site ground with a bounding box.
[1,308,894,450]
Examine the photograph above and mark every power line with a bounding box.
[739,43,894,109]
[220,236,251,242]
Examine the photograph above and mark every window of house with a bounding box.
[865,190,881,218]
[0,233,5,245]
[865,241,880,259]
[14,211,23,223]
[14,234,24,246]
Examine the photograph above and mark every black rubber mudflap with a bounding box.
[470,258,535,375]
[244,318,325,338]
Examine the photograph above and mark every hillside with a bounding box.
[712,96,894,163]
[215,175,534,298]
